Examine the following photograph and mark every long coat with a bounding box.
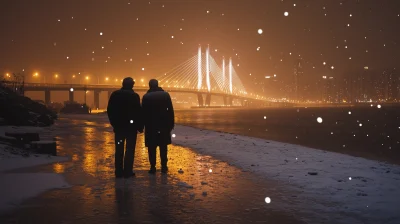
[107,88,143,133]
[142,87,175,147]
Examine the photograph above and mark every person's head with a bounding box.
[122,77,135,89]
[149,79,158,88]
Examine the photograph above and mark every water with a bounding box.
[174,106,400,165]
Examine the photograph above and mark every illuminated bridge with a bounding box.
[20,46,280,108]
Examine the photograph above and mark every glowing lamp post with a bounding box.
[54,74,59,83]
[32,72,46,83]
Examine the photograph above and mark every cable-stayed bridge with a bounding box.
[157,45,247,96]
[16,46,276,109]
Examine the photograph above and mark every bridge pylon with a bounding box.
[205,94,211,106]
[45,90,51,105]
[94,90,100,110]
[197,93,204,107]
[69,90,74,103]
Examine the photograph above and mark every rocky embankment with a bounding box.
[0,83,57,126]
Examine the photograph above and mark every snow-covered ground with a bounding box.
[172,125,400,223]
[0,126,70,214]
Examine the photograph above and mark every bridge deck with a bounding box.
[15,83,267,102]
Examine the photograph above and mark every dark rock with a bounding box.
[5,132,40,143]
[308,172,318,175]
[356,193,368,196]
[0,84,57,126]
[30,141,57,156]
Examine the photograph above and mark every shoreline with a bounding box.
[176,122,400,165]
[173,107,400,166]
[61,112,400,165]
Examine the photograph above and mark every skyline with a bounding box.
[1,0,400,99]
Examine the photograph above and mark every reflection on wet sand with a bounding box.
[52,163,65,174]
[0,115,304,223]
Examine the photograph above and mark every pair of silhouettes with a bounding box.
[107,77,174,178]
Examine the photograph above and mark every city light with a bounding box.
[72,75,76,78]
[85,76,89,80]
[105,77,109,81]
[54,74,58,78]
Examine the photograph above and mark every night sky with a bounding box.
[1,0,399,97]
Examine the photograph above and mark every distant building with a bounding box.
[322,76,336,103]
[373,71,386,101]
[263,74,279,99]
[372,69,399,102]
[293,58,304,102]
[338,77,352,103]
[353,67,375,102]
[386,69,399,102]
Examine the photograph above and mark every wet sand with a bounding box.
[174,105,400,165]
[0,116,305,224]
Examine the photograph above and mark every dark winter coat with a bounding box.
[142,87,175,147]
[107,88,143,133]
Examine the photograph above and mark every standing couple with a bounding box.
[107,77,174,178]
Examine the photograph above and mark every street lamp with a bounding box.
[32,72,38,83]
[4,73,11,81]
[32,72,45,83]
[54,74,59,83]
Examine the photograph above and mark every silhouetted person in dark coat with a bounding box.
[142,79,174,174]
[107,77,143,178]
